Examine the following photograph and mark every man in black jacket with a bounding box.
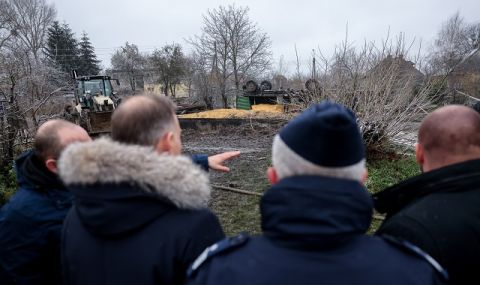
[0,120,91,285]
[374,105,480,285]
[58,95,226,285]
[187,101,447,285]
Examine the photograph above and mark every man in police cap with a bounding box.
[187,101,447,285]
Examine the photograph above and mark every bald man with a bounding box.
[374,105,480,285]
[0,120,91,285]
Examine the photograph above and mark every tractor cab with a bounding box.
[75,76,119,112]
[67,73,121,135]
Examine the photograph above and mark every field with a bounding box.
[182,120,420,236]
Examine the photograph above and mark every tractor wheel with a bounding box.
[244,80,258,93]
[260,80,273,91]
[305,78,321,92]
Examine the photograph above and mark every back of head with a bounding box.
[272,101,366,181]
[111,94,176,146]
[35,119,89,161]
[418,105,480,168]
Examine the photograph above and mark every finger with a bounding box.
[220,151,241,160]
[212,165,230,172]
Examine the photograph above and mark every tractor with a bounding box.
[66,71,120,135]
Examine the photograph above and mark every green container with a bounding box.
[236,96,251,110]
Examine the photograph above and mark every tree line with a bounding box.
[1,0,479,187]
[0,0,101,177]
[46,21,101,76]
[109,5,271,109]
[109,8,479,111]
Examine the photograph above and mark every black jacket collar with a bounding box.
[261,175,373,249]
[15,150,65,191]
[374,159,480,217]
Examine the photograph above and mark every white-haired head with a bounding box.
[271,101,366,183]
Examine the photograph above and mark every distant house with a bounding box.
[144,83,190,98]
[144,83,162,95]
[364,55,425,103]
[369,55,425,85]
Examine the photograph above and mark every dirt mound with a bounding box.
[178,105,285,119]
[251,104,284,113]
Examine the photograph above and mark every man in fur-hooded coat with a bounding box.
[58,95,225,285]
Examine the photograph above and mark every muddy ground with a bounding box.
[181,119,417,236]
[182,120,285,236]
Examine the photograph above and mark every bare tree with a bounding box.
[189,52,216,109]
[0,1,15,49]
[191,21,231,107]
[297,33,439,154]
[0,0,65,171]
[270,55,288,89]
[2,0,56,61]
[149,43,186,97]
[111,42,146,92]
[190,5,272,108]
[222,5,271,89]
[428,12,480,74]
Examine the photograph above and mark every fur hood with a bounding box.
[58,137,211,210]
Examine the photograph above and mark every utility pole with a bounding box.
[312,49,316,79]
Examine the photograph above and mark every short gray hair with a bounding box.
[272,135,366,181]
[111,94,177,146]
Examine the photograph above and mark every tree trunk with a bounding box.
[234,72,240,90]
[1,82,18,173]
[170,82,176,98]
[221,94,228,108]
[130,71,136,92]
[164,81,169,97]
[220,81,227,108]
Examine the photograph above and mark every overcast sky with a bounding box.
[48,0,479,74]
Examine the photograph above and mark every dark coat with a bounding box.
[58,138,224,285]
[374,159,480,285]
[0,151,73,285]
[191,154,208,171]
[187,175,447,285]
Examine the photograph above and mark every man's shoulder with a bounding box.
[381,235,449,281]
[1,187,64,222]
[359,235,448,283]
[168,207,219,224]
[187,233,250,277]
[384,191,464,229]
[2,188,40,213]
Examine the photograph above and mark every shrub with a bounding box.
[0,165,17,206]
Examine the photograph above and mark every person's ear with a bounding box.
[415,143,424,166]
[267,167,279,185]
[361,169,368,184]
[45,159,58,174]
[154,132,174,154]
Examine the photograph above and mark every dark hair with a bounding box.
[111,94,177,146]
